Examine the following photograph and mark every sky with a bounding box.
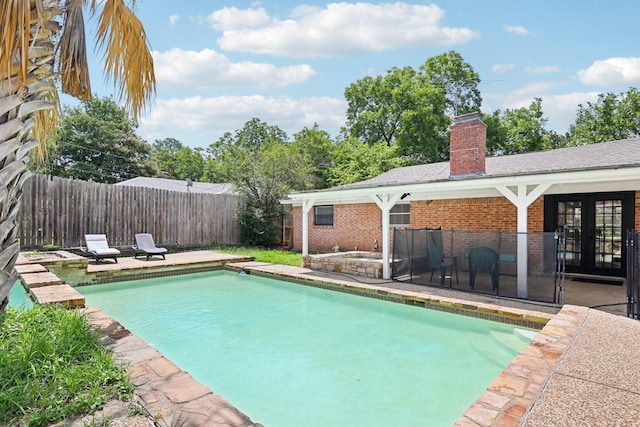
[70,0,640,149]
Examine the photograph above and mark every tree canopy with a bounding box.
[152,138,205,181]
[484,98,558,155]
[343,50,481,163]
[569,87,640,145]
[209,118,314,246]
[47,96,156,183]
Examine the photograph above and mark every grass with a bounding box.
[0,305,133,426]
[212,246,303,267]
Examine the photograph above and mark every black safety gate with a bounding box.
[626,230,640,319]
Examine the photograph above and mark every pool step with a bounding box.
[466,332,512,367]
[467,329,532,363]
[30,284,85,308]
[20,271,63,289]
[490,330,531,354]
[514,327,538,340]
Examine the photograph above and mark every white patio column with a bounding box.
[371,193,402,279]
[497,183,551,298]
[301,198,315,256]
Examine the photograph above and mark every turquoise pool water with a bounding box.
[8,283,33,309]
[80,270,533,427]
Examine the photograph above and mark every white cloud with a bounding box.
[153,48,317,89]
[578,57,640,87]
[169,15,180,26]
[492,64,515,74]
[205,3,479,57]
[540,92,601,131]
[139,96,347,148]
[483,85,601,133]
[524,65,561,74]
[206,6,275,31]
[504,25,533,36]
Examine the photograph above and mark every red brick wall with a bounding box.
[292,203,383,253]
[291,196,546,252]
[410,196,544,232]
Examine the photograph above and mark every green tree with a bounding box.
[485,98,557,155]
[152,138,205,181]
[326,137,405,187]
[210,119,313,246]
[1,0,155,310]
[419,50,482,118]
[344,51,480,163]
[291,124,335,189]
[344,66,448,162]
[49,96,156,183]
[568,87,640,145]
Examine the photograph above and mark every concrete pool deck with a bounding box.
[15,251,640,426]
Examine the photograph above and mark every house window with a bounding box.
[314,205,334,226]
[390,203,410,226]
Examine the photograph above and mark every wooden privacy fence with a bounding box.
[18,174,242,250]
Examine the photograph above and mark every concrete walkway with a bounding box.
[15,251,640,426]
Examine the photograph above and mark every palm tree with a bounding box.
[0,0,155,311]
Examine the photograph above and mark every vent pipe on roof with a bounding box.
[157,171,170,179]
[449,112,487,177]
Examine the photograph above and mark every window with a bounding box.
[314,205,334,226]
[390,203,410,226]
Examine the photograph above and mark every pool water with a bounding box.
[80,270,533,427]
[8,282,33,309]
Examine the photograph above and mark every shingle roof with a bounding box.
[337,138,640,190]
[115,177,234,195]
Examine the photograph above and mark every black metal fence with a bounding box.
[392,228,564,304]
[627,230,640,319]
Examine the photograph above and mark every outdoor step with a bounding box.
[15,264,47,274]
[490,330,531,354]
[20,272,63,289]
[514,327,538,340]
[30,284,85,307]
[466,332,512,368]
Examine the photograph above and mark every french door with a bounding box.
[545,192,635,277]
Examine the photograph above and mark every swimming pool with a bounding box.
[8,283,33,309]
[80,270,533,426]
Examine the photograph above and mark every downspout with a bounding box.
[497,183,551,298]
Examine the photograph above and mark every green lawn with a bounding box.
[212,247,303,267]
[0,305,133,426]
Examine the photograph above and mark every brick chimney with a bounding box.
[449,112,487,177]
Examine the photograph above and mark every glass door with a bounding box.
[593,199,623,271]
[556,200,582,268]
[546,192,634,277]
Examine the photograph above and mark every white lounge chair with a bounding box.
[84,234,120,263]
[134,233,167,261]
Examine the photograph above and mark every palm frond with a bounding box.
[96,0,156,120]
[1,0,35,93]
[58,0,91,99]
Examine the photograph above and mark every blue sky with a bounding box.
[74,0,640,149]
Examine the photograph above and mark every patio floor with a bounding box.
[15,250,638,426]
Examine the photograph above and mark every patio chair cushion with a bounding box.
[84,234,120,262]
[134,233,167,260]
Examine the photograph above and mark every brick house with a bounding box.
[283,112,640,289]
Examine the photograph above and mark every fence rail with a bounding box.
[18,174,242,250]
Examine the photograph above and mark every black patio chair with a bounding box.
[468,246,499,291]
[427,243,458,287]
